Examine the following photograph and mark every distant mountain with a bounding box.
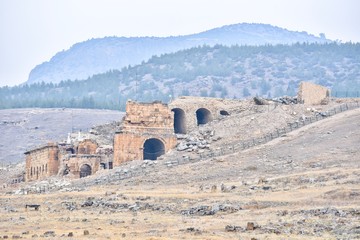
[27,23,331,84]
[3,43,359,111]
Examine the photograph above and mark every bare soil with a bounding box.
[0,102,359,239]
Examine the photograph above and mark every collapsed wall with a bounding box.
[298,81,330,105]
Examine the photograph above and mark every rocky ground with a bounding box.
[0,99,359,239]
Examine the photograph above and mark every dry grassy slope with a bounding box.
[0,106,359,239]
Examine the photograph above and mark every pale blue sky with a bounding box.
[0,0,359,87]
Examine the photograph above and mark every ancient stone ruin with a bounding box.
[298,81,330,105]
[169,96,237,133]
[25,143,59,182]
[113,97,239,165]
[113,101,177,165]
[24,81,331,182]
[25,137,110,182]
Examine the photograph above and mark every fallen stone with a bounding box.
[246,222,258,231]
[43,231,55,237]
[225,225,243,232]
[177,142,189,151]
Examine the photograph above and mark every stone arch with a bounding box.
[80,164,92,178]
[171,108,187,134]
[143,138,165,160]
[220,110,230,116]
[196,108,212,125]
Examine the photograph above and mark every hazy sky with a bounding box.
[0,0,359,87]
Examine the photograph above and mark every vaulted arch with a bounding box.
[172,108,187,134]
[143,138,165,160]
[196,108,212,125]
[80,164,92,178]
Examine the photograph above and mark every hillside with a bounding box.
[2,43,360,110]
[27,23,330,84]
[0,99,359,239]
[0,108,124,164]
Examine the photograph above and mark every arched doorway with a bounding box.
[143,138,165,160]
[196,108,212,125]
[80,164,92,178]
[172,108,186,134]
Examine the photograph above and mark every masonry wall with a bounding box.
[25,143,59,182]
[113,101,177,166]
[114,132,177,165]
[64,155,101,178]
[169,96,242,132]
[297,82,330,105]
[77,139,98,154]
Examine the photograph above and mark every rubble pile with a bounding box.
[254,96,298,105]
[176,129,221,152]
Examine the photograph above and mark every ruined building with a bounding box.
[169,96,239,133]
[298,81,330,105]
[113,97,238,165]
[25,143,60,182]
[113,101,177,165]
[25,81,330,182]
[25,138,110,182]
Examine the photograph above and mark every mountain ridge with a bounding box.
[3,43,358,111]
[27,23,330,84]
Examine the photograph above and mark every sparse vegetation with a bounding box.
[1,43,359,110]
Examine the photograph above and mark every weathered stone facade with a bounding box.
[113,101,177,166]
[25,139,105,182]
[169,96,241,133]
[297,81,330,105]
[62,155,101,178]
[77,139,98,154]
[25,143,59,182]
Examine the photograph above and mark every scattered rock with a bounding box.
[246,222,259,231]
[220,183,236,192]
[225,225,243,232]
[43,231,55,237]
[179,227,202,235]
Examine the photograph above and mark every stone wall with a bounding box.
[25,143,59,182]
[63,155,101,178]
[297,82,330,105]
[25,139,104,181]
[169,96,243,133]
[114,101,177,166]
[77,139,98,154]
